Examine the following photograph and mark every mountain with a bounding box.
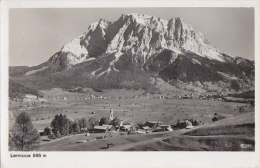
[10,13,254,93]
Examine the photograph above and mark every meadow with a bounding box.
[9,88,254,151]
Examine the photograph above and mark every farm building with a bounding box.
[160,125,173,131]
[38,130,45,136]
[142,126,150,131]
[152,125,173,132]
[120,125,133,132]
[175,120,193,129]
[152,127,164,132]
[102,125,116,131]
[136,130,147,134]
[144,121,162,128]
[92,126,108,133]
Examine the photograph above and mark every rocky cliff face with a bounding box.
[11,13,254,92]
[47,13,225,70]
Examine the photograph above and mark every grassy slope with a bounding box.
[10,53,155,91]
[123,113,254,151]
[9,79,43,98]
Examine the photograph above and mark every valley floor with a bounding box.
[9,88,255,151]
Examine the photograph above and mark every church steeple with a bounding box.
[109,109,114,122]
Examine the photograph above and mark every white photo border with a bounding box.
[1,0,260,168]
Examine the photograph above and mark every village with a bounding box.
[37,108,201,147]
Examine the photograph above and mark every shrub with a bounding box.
[56,132,61,138]
[212,115,226,122]
[192,120,200,126]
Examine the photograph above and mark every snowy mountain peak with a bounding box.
[97,18,110,29]
[47,13,227,69]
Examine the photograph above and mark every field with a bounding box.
[9,88,255,151]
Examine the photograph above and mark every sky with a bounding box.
[9,8,254,66]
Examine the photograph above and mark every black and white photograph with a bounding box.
[7,7,256,151]
[1,1,260,167]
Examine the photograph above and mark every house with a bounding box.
[102,125,115,131]
[152,125,173,132]
[186,125,194,129]
[185,120,193,129]
[38,130,45,136]
[144,121,162,128]
[92,126,108,133]
[160,125,173,131]
[142,126,150,131]
[136,130,147,134]
[183,95,190,99]
[175,120,193,129]
[120,125,133,132]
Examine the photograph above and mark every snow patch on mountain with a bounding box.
[106,24,128,52]
[217,71,238,80]
[88,22,99,31]
[191,58,201,65]
[93,51,123,78]
[62,38,88,57]
[91,68,102,77]
[66,53,87,65]
[85,57,96,62]
[24,66,48,76]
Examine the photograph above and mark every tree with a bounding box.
[51,114,71,136]
[9,112,40,151]
[110,117,121,129]
[69,121,80,133]
[78,118,87,132]
[88,117,99,129]
[99,116,110,126]
[43,127,51,136]
[231,80,240,91]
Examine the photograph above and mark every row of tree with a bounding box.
[45,114,122,138]
[9,112,122,151]
[46,114,88,138]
